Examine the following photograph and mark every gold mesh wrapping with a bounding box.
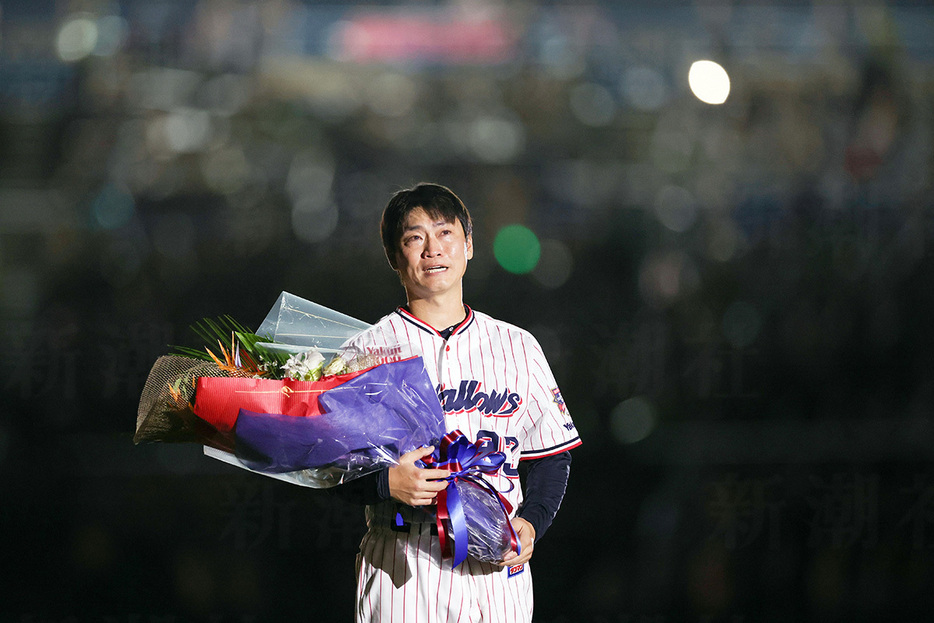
[134,355,252,445]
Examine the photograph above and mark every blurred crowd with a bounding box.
[2,1,934,621]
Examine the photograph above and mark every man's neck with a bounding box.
[405,296,467,332]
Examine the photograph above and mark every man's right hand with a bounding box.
[387,446,450,506]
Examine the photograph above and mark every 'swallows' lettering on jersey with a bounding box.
[438,380,522,417]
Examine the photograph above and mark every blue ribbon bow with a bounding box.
[422,430,519,567]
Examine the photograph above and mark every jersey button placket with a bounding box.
[436,337,452,422]
[438,337,458,431]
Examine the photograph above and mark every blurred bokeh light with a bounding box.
[688,60,731,105]
[56,15,98,62]
[493,224,541,274]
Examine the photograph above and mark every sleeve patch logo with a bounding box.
[551,387,567,414]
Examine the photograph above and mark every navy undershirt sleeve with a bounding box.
[516,450,572,542]
[326,467,391,506]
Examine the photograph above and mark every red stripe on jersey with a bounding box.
[520,437,582,459]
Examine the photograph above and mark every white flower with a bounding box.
[282,348,326,381]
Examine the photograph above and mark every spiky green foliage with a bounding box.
[170,315,289,374]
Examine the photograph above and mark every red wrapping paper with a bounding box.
[192,369,366,432]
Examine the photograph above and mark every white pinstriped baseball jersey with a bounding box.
[356,524,534,623]
[344,305,580,514]
[343,305,580,623]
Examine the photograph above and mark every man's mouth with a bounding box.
[425,266,447,274]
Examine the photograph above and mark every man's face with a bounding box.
[393,207,473,301]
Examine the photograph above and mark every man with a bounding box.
[340,183,580,622]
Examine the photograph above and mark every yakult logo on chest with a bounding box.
[438,380,522,417]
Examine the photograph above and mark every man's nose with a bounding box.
[422,236,441,255]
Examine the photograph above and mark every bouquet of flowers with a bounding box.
[135,292,519,565]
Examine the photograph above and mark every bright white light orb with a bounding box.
[688,60,730,105]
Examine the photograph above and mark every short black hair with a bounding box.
[380,183,473,268]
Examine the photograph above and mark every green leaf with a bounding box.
[169,314,287,372]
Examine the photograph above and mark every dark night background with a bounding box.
[2,1,934,621]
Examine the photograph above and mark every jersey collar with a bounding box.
[396,305,475,338]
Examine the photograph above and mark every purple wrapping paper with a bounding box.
[453,478,516,564]
[231,356,516,564]
[233,357,446,475]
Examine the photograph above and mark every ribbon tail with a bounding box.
[508,520,520,559]
[436,488,450,559]
[446,482,469,568]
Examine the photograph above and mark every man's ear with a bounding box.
[465,235,474,261]
[386,249,399,270]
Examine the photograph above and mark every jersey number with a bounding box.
[475,429,519,478]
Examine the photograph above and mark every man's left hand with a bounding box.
[499,516,535,567]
